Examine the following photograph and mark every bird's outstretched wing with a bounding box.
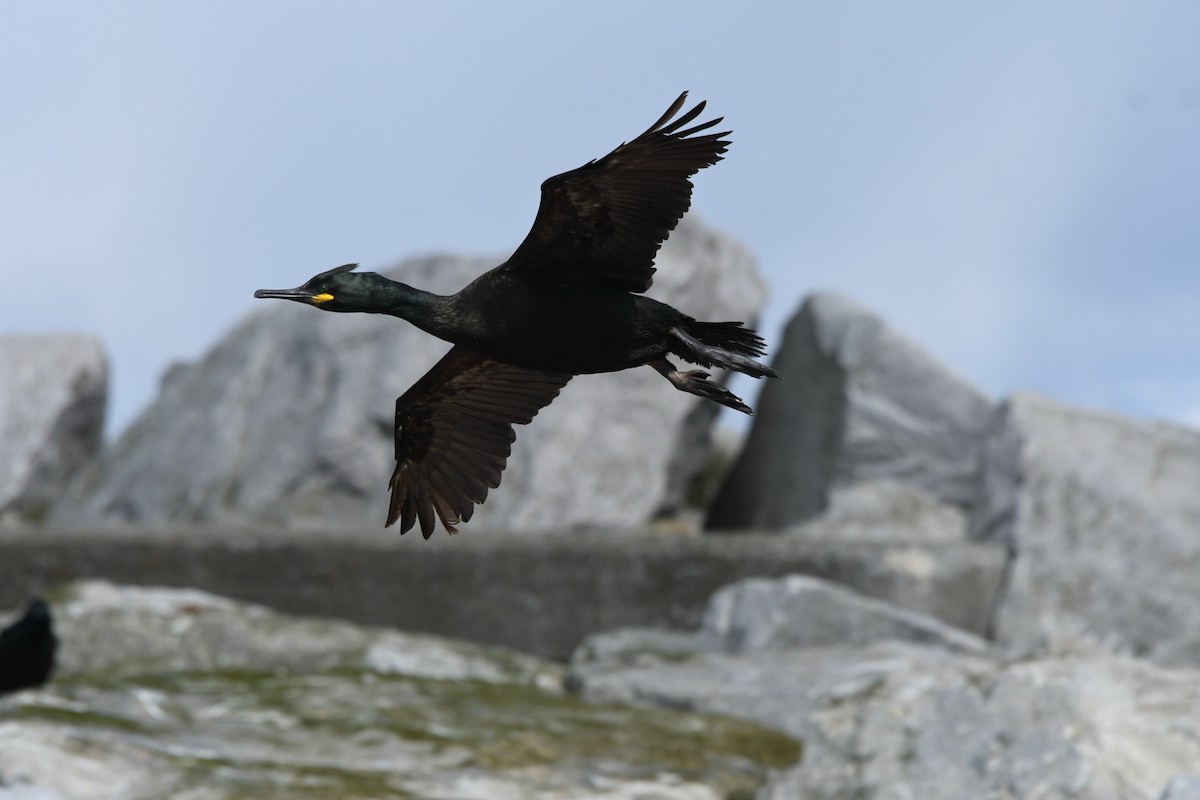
[496,92,730,293]
[387,345,571,538]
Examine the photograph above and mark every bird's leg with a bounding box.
[650,358,753,415]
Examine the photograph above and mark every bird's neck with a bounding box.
[380,282,456,340]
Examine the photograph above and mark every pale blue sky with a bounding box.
[2,2,1198,435]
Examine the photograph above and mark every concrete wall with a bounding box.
[0,527,1005,660]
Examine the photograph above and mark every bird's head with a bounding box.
[254,263,388,313]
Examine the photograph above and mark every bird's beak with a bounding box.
[253,287,333,305]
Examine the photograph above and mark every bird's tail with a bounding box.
[672,320,780,378]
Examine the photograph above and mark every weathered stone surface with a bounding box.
[569,627,707,678]
[972,392,1200,666]
[789,479,969,544]
[707,293,992,531]
[51,217,767,531]
[48,581,558,686]
[0,527,1008,659]
[698,574,989,654]
[0,583,798,800]
[573,640,1200,800]
[568,574,991,689]
[1161,777,1200,800]
[0,336,106,525]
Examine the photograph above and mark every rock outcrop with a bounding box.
[972,392,1200,666]
[52,217,768,531]
[703,290,1200,674]
[698,573,989,655]
[707,293,992,531]
[570,575,1200,800]
[0,336,106,525]
[0,582,798,800]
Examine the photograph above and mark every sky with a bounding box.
[2,2,1198,437]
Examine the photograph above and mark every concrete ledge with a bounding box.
[0,527,1006,660]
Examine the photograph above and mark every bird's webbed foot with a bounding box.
[651,359,753,415]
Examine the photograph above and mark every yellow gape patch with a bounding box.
[312,293,335,304]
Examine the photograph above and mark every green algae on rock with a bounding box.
[0,582,799,799]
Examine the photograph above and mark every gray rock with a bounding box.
[0,336,106,525]
[573,641,1200,800]
[52,217,768,531]
[699,574,989,654]
[567,574,990,689]
[707,293,992,531]
[791,479,969,544]
[47,580,559,686]
[0,582,798,800]
[569,627,707,676]
[0,527,1008,658]
[973,393,1200,665]
[1161,777,1200,800]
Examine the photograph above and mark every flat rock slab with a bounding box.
[0,336,106,524]
[0,583,798,800]
[972,393,1200,666]
[0,528,1007,660]
[51,217,767,532]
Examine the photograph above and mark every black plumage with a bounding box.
[255,92,780,538]
[0,598,57,695]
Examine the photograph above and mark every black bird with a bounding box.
[0,598,57,695]
[255,92,780,538]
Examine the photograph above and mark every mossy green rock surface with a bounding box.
[0,582,798,799]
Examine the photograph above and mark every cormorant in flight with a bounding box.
[255,92,779,538]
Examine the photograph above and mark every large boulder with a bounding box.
[0,336,106,525]
[0,583,798,799]
[570,572,1200,800]
[971,392,1200,666]
[574,642,1200,800]
[52,217,768,531]
[707,293,992,531]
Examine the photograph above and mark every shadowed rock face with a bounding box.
[707,293,992,531]
[0,527,1007,660]
[0,336,107,525]
[51,217,768,531]
[0,582,799,800]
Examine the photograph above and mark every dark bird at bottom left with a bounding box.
[0,598,57,696]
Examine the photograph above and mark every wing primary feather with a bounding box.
[658,99,706,135]
[674,118,725,138]
[642,91,688,136]
[429,483,460,535]
[415,482,436,539]
[400,497,417,535]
